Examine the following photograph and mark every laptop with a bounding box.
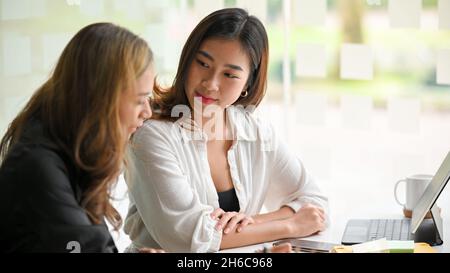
[342,151,450,246]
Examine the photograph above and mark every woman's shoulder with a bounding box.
[135,118,176,136]
[5,141,67,175]
[0,139,73,200]
[5,120,67,171]
[131,118,180,146]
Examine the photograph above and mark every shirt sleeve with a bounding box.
[262,123,330,223]
[1,146,116,253]
[125,122,222,253]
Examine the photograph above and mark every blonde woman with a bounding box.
[0,23,154,253]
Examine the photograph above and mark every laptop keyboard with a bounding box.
[368,219,411,241]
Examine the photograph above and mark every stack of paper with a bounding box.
[352,238,390,253]
[331,239,436,253]
[387,240,415,253]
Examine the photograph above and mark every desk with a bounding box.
[221,161,450,253]
[220,210,449,253]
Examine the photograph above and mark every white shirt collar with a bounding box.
[176,106,258,143]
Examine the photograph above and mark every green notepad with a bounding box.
[387,240,415,253]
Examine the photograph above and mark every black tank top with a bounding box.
[217,188,240,212]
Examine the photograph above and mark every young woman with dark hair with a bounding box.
[124,8,328,253]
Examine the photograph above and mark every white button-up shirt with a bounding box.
[124,106,328,253]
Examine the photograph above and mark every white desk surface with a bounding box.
[219,168,450,253]
[220,210,449,253]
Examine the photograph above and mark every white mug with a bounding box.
[394,174,433,211]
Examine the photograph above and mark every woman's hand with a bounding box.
[255,242,293,253]
[211,208,255,234]
[269,242,293,253]
[286,203,326,238]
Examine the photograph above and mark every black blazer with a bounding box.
[0,119,117,253]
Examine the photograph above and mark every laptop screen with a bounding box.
[411,152,450,233]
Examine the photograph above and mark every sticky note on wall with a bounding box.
[42,33,72,72]
[389,0,421,28]
[145,23,181,72]
[437,49,450,85]
[341,95,373,130]
[113,0,145,21]
[1,0,29,20]
[1,96,28,125]
[439,0,450,29]
[30,0,46,18]
[388,97,421,134]
[295,91,327,126]
[236,0,267,22]
[296,44,327,78]
[294,0,326,27]
[113,0,127,11]
[340,43,373,80]
[145,24,165,71]
[1,0,46,20]
[2,33,32,76]
[80,0,104,17]
[194,0,224,19]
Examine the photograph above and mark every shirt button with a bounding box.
[236,184,242,191]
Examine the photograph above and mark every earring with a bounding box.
[240,90,248,98]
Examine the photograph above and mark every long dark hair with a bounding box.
[153,8,269,120]
[0,23,153,230]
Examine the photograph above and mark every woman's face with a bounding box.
[119,66,154,138]
[185,38,251,113]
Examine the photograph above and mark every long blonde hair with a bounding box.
[0,22,153,230]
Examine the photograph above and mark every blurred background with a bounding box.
[1,0,449,251]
